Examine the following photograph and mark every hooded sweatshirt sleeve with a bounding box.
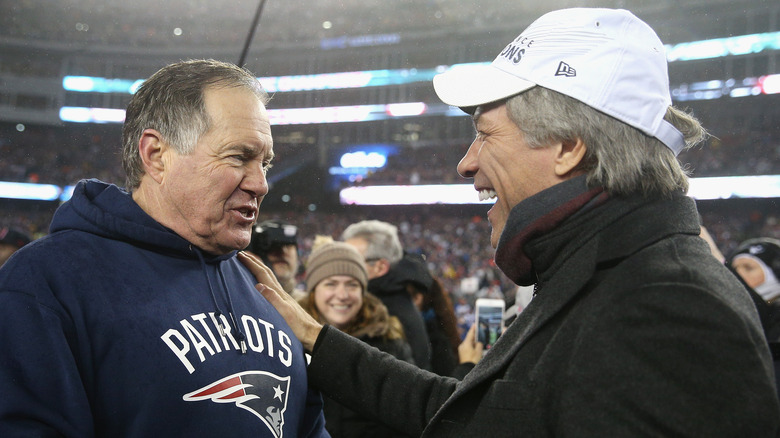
[0,249,94,437]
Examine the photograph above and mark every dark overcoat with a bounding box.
[308,191,780,437]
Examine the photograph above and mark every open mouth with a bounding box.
[478,189,497,202]
[236,208,257,222]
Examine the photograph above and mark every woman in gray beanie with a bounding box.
[299,238,414,438]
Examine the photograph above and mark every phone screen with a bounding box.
[476,303,504,350]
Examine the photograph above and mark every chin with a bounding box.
[231,231,253,249]
[219,239,251,254]
[489,229,500,249]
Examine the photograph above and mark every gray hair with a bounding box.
[505,87,707,198]
[121,59,269,190]
[341,220,404,264]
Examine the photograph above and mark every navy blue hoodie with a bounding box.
[0,179,329,438]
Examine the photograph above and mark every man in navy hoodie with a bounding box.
[0,59,329,438]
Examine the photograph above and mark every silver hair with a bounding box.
[505,86,708,198]
[341,220,404,264]
[121,59,270,190]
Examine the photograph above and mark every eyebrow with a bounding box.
[227,144,273,161]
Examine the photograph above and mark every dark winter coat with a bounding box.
[306,178,780,437]
[369,263,433,371]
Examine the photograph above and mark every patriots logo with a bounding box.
[184,371,290,438]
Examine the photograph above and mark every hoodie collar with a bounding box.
[52,179,232,261]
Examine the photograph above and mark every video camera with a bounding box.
[249,220,299,255]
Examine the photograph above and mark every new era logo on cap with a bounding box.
[555,62,576,77]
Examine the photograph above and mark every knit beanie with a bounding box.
[305,242,368,293]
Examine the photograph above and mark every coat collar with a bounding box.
[494,176,607,286]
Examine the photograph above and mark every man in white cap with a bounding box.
[242,8,780,436]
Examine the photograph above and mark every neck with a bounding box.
[131,181,164,224]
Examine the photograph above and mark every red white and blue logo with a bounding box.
[184,371,290,438]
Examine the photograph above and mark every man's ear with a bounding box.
[137,129,167,184]
[554,138,587,177]
[373,258,391,277]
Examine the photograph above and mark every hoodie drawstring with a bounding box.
[195,248,248,354]
[217,266,247,354]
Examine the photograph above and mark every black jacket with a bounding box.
[369,263,433,371]
[307,180,780,437]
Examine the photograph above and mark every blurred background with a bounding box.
[1,0,778,306]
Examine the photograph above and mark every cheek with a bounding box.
[738,266,765,288]
[347,295,363,319]
[748,270,766,287]
[166,165,217,202]
[313,289,328,309]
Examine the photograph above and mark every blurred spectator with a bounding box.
[727,238,780,304]
[342,219,433,371]
[725,237,780,400]
[0,226,31,267]
[299,238,413,438]
[402,251,461,376]
[248,219,305,299]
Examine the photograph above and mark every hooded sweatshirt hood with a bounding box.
[52,178,228,260]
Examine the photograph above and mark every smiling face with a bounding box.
[313,274,363,329]
[138,86,274,255]
[456,102,566,248]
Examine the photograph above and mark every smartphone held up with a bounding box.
[475,298,505,354]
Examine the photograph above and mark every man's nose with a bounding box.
[457,138,481,178]
[243,162,269,198]
[335,284,350,299]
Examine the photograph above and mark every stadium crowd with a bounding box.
[3,102,778,189]
[1,83,778,311]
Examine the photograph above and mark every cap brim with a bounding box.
[433,63,536,109]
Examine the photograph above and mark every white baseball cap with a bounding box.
[433,8,685,155]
